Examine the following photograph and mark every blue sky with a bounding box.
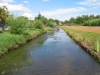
[0,0,100,21]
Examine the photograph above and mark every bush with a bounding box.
[83,19,100,26]
[34,20,44,29]
[48,22,56,28]
[9,16,27,34]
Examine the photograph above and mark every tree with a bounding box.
[54,19,60,25]
[34,20,44,29]
[70,17,75,24]
[48,18,54,22]
[10,16,28,34]
[34,13,48,26]
[6,14,14,26]
[35,13,42,20]
[26,20,34,29]
[89,14,95,20]
[41,16,48,26]
[82,15,89,21]
[96,15,100,19]
[63,20,70,25]
[75,16,84,24]
[0,6,9,30]
[48,22,56,28]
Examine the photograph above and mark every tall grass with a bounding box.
[0,32,25,55]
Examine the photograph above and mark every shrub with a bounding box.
[48,22,56,28]
[83,19,100,26]
[9,16,27,34]
[33,20,44,29]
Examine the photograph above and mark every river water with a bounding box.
[0,28,100,75]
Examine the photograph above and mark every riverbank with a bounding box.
[61,26,100,62]
[0,27,52,57]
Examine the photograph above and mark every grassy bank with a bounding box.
[0,27,52,56]
[61,26,100,62]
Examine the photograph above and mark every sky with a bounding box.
[0,0,100,21]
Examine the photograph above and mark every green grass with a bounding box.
[0,33,25,54]
[0,27,52,56]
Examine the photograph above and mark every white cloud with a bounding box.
[22,13,36,20]
[42,0,49,2]
[0,3,31,12]
[40,13,79,21]
[19,7,87,21]
[0,0,14,3]
[0,0,88,21]
[39,7,86,21]
[76,0,100,8]
[0,2,32,19]
[24,0,28,3]
[21,7,86,21]
[0,0,32,20]
[41,7,86,16]
[93,6,97,9]
[52,14,81,21]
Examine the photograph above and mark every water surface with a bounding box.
[0,28,100,75]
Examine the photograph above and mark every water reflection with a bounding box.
[0,28,100,75]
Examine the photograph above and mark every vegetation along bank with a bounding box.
[0,6,60,57]
[0,27,53,56]
[61,26,100,62]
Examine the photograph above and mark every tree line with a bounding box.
[63,15,100,26]
[1,5,99,30]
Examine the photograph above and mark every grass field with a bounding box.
[61,26,100,62]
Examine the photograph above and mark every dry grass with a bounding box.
[64,26,100,33]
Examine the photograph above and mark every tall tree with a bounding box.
[89,14,95,20]
[0,6,9,30]
[63,20,70,25]
[96,15,100,19]
[75,16,84,24]
[54,19,60,25]
[35,12,42,20]
[35,13,48,26]
[70,17,76,24]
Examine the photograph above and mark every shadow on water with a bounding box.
[0,28,100,75]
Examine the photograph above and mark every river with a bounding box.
[0,28,100,75]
